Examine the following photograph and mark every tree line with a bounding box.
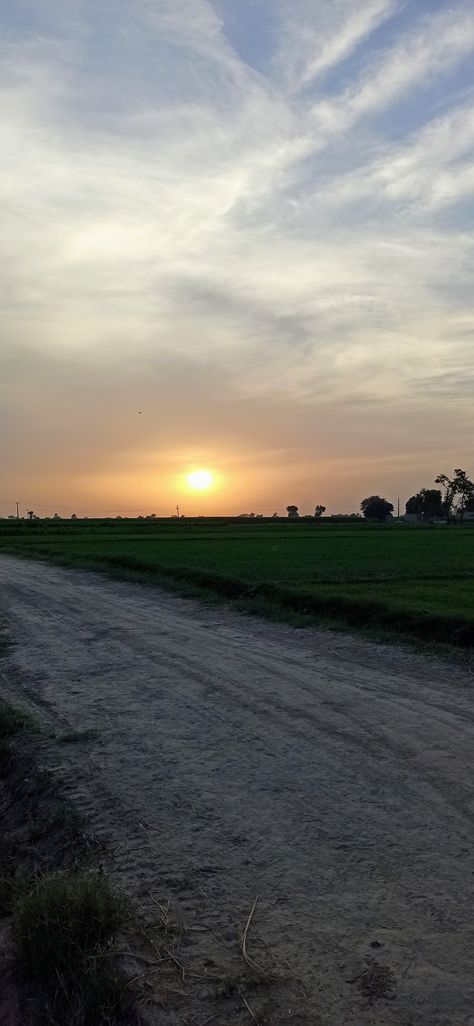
[283,469,474,523]
[361,469,474,523]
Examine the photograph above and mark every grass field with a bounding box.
[1,518,474,646]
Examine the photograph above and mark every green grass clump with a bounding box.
[13,871,132,1025]
[14,871,126,980]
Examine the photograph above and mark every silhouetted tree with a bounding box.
[453,469,474,522]
[361,496,394,522]
[27,510,34,521]
[405,489,443,522]
[314,505,326,518]
[435,474,456,523]
[286,505,299,519]
[435,470,474,523]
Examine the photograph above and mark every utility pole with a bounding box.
[397,497,400,518]
[16,502,20,520]
[176,505,180,518]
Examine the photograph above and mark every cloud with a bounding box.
[312,102,474,211]
[306,5,474,149]
[274,0,400,93]
[2,0,474,511]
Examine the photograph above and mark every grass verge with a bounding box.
[22,549,474,650]
[0,696,140,1026]
[13,871,131,1026]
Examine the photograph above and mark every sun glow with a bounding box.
[187,469,214,490]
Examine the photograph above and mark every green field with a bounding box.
[1,518,474,647]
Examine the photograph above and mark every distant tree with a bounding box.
[435,470,474,523]
[286,505,299,519]
[361,496,394,522]
[271,513,278,519]
[314,505,326,518]
[53,513,61,520]
[27,510,34,521]
[405,495,420,517]
[435,474,457,523]
[71,513,77,519]
[453,469,474,522]
[405,489,443,522]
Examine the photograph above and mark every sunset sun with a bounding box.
[187,470,214,491]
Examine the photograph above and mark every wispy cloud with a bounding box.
[275,0,400,92]
[310,5,474,137]
[313,102,474,214]
[2,0,474,511]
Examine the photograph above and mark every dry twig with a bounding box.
[238,989,259,1024]
[241,896,268,979]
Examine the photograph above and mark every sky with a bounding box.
[1,0,474,517]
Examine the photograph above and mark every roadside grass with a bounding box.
[1,519,474,648]
[14,871,126,979]
[0,695,140,1026]
[13,871,131,1026]
[10,545,474,651]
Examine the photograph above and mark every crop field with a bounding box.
[1,518,474,646]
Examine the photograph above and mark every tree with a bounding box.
[27,510,34,521]
[435,469,474,523]
[405,489,443,522]
[453,469,474,522]
[314,505,326,518]
[405,495,420,517]
[286,505,299,519]
[360,495,394,522]
[435,474,457,523]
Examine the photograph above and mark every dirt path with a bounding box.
[1,555,473,1025]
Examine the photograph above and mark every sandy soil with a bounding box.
[0,554,473,1025]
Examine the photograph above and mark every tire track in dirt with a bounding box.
[1,556,474,1026]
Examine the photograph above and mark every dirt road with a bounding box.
[1,555,473,1025]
